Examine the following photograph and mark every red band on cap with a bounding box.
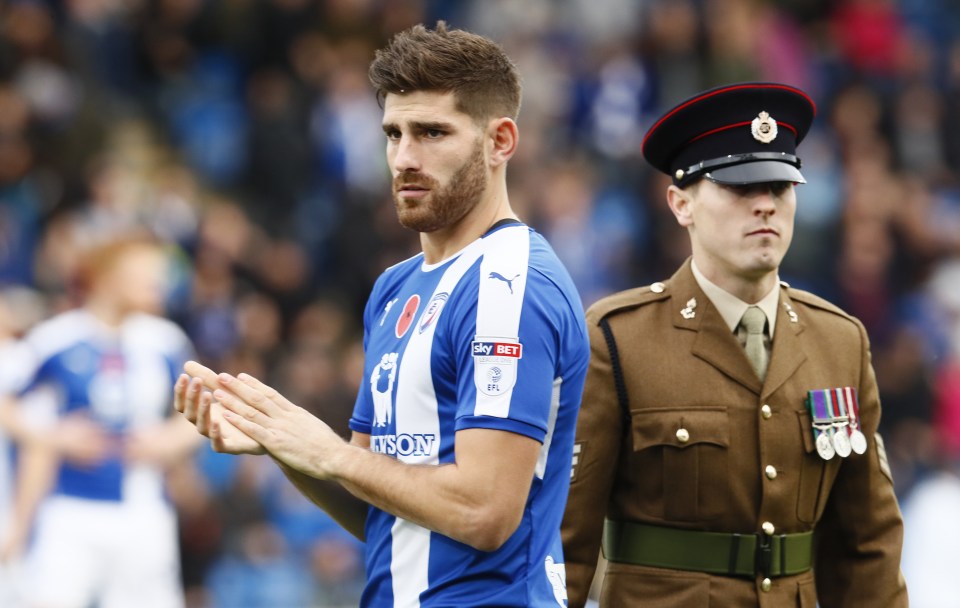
[687,120,799,145]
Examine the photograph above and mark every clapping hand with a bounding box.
[173,362,265,455]
[175,361,346,478]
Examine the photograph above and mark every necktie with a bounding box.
[740,306,769,381]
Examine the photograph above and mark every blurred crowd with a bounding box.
[2,0,960,606]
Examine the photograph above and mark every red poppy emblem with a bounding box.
[395,294,420,338]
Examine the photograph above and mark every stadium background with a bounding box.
[2,0,960,605]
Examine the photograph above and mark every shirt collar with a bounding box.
[691,260,780,338]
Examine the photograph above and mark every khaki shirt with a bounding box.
[561,259,908,607]
[690,260,780,338]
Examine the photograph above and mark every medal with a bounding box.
[827,390,852,458]
[815,430,835,460]
[808,387,866,460]
[832,425,852,457]
[844,386,868,455]
[806,390,837,461]
[850,429,868,455]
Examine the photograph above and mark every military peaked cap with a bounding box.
[642,82,817,187]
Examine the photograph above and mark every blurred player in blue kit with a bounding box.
[0,234,202,608]
[176,22,590,607]
[0,288,44,608]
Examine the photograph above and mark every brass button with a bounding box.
[765,465,777,480]
[676,428,690,443]
[761,404,772,419]
[761,578,772,592]
[762,521,775,535]
[650,282,665,293]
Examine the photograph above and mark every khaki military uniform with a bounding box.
[561,260,908,607]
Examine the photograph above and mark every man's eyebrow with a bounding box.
[382,120,455,133]
[413,120,454,131]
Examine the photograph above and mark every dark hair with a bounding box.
[368,21,521,122]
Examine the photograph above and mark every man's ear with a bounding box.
[666,184,695,228]
[488,117,518,167]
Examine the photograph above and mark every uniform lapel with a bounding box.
[670,262,762,394]
[761,288,807,400]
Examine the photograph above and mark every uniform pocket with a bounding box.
[631,407,730,521]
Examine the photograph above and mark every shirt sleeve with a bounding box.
[0,339,36,396]
[454,267,566,443]
[812,318,908,606]
[349,277,383,435]
[561,311,624,608]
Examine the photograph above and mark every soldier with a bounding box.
[561,82,908,607]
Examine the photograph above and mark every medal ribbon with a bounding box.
[807,390,838,459]
[844,386,861,430]
[830,388,850,431]
[807,390,833,448]
[811,390,831,426]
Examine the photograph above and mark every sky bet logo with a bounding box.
[472,341,523,358]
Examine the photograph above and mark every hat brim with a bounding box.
[706,161,806,185]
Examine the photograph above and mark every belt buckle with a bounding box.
[756,533,773,579]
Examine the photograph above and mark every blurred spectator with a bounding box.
[244,67,312,236]
[703,0,765,84]
[531,160,645,306]
[643,0,703,111]
[899,428,960,608]
[206,521,313,608]
[830,0,909,79]
[0,86,46,287]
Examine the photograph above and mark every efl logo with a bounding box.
[472,341,523,358]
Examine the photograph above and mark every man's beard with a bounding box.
[392,139,488,233]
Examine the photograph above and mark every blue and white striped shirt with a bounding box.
[14,309,193,503]
[350,222,589,607]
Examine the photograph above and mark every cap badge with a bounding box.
[751,111,778,144]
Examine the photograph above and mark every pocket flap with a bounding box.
[631,407,730,451]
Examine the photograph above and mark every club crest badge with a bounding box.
[418,292,448,334]
[751,111,778,144]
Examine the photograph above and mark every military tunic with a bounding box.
[561,259,908,607]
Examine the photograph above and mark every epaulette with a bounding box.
[782,284,856,323]
[586,281,671,325]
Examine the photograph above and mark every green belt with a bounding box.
[602,519,813,578]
